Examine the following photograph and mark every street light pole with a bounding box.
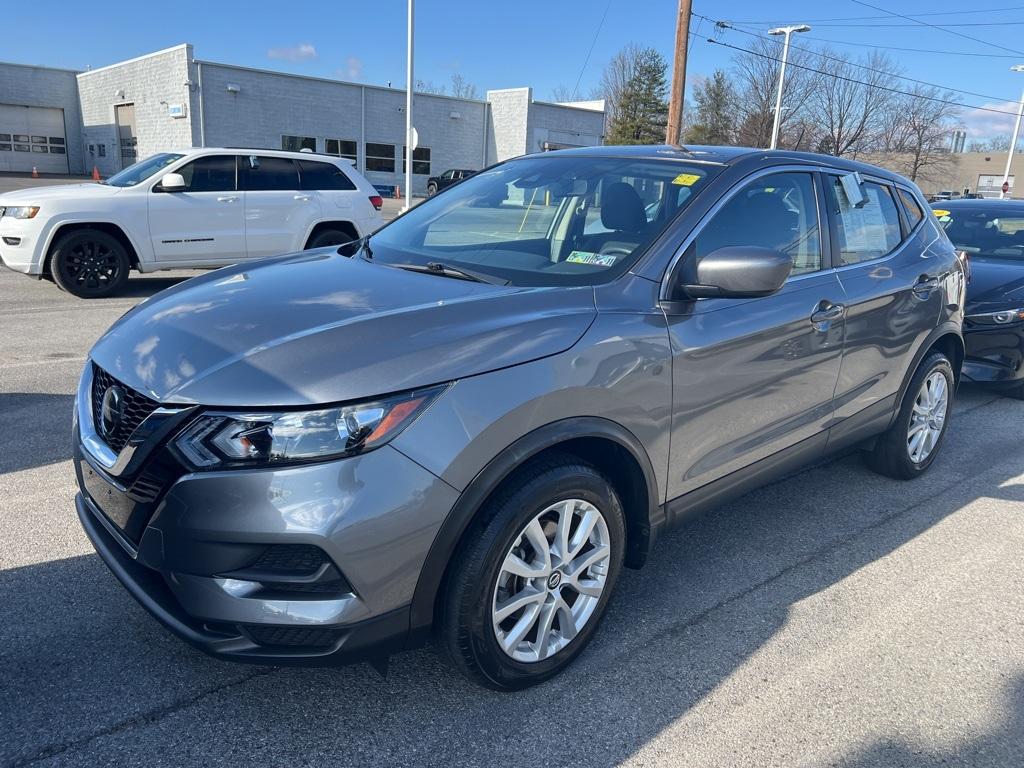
[768,24,811,150]
[404,0,414,212]
[1001,64,1024,200]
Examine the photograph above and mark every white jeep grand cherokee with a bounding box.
[0,148,385,297]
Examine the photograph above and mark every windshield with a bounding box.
[368,155,720,286]
[935,205,1024,259]
[104,152,184,187]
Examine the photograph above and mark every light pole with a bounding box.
[404,0,415,212]
[1001,64,1024,199]
[768,24,811,150]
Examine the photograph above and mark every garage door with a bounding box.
[0,104,69,174]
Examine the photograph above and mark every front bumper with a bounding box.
[0,215,46,274]
[962,324,1024,385]
[75,436,460,664]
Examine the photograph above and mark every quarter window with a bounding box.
[173,155,237,192]
[365,142,396,173]
[692,172,823,275]
[281,135,316,152]
[241,156,300,191]
[827,178,903,265]
[402,146,431,175]
[898,188,924,229]
[324,138,357,163]
[297,159,356,191]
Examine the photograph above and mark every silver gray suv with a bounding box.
[75,146,966,690]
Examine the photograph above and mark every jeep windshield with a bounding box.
[104,152,184,187]
[367,155,721,286]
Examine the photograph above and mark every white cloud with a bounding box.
[267,43,317,62]
[962,100,1020,140]
[335,57,363,81]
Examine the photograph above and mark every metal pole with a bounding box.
[665,0,692,145]
[1002,86,1024,199]
[770,30,791,150]
[405,0,414,212]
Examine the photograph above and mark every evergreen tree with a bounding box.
[606,48,669,145]
[684,70,736,145]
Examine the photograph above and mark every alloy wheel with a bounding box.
[63,240,120,290]
[907,370,949,463]
[491,498,611,663]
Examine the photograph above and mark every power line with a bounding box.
[800,21,1024,28]
[700,34,1023,117]
[571,0,613,100]
[700,15,1018,106]
[781,33,1021,59]
[848,0,1024,57]
[723,5,1024,25]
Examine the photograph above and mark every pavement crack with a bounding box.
[8,667,278,767]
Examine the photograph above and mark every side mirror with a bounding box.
[157,172,186,192]
[683,246,792,299]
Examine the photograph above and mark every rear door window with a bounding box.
[297,160,356,191]
[826,177,903,265]
[241,156,300,191]
[897,188,924,229]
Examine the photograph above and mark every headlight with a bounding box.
[966,308,1024,326]
[1,206,40,219]
[173,385,446,468]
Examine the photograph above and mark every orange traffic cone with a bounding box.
[91,166,101,181]
[31,166,39,178]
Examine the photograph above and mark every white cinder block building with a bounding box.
[0,44,606,193]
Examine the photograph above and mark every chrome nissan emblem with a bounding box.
[546,571,562,590]
[100,385,125,438]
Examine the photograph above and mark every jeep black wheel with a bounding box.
[49,229,130,298]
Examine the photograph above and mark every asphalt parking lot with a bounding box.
[1,195,1023,766]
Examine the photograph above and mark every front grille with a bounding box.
[91,364,160,454]
[242,625,344,648]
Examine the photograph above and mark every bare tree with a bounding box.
[730,36,817,149]
[810,50,898,157]
[551,84,577,102]
[882,86,962,182]
[595,44,643,131]
[449,73,479,100]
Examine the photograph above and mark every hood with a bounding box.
[965,256,1024,313]
[0,183,120,204]
[90,250,597,406]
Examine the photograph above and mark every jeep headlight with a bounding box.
[966,308,1024,326]
[173,386,445,468]
[2,206,40,219]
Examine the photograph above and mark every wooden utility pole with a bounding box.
[666,0,692,145]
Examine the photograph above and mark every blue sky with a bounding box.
[8,1,1024,140]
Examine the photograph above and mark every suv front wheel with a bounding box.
[49,228,130,298]
[440,455,626,690]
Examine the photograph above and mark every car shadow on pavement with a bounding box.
[118,275,195,299]
[3,396,1023,766]
[0,393,76,475]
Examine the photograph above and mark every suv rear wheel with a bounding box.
[440,455,625,690]
[49,228,130,298]
[866,350,954,480]
[306,228,355,249]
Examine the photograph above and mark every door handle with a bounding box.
[810,302,845,327]
[216,195,238,203]
[293,194,312,201]
[913,275,940,296]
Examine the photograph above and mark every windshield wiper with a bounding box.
[390,261,509,285]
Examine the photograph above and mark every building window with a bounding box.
[49,137,65,145]
[97,144,106,157]
[0,134,10,142]
[365,142,396,173]
[402,146,431,175]
[0,144,11,152]
[50,146,66,154]
[13,135,29,143]
[324,138,357,163]
[31,145,48,153]
[14,144,29,152]
[31,135,46,144]
[282,135,316,152]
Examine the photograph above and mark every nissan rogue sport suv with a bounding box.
[75,146,966,690]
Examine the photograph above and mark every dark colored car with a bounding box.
[426,168,475,195]
[75,145,965,691]
[932,198,1024,396]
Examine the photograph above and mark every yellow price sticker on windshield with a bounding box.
[671,173,701,186]
[933,209,950,217]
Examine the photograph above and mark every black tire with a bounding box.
[865,350,954,480]
[440,454,626,691]
[427,183,438,197]
[306,228,355,249]
[1002,381,1024,400]
[49,229,130,298]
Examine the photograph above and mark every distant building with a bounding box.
[950,130,967,154]
[0,44,606,193]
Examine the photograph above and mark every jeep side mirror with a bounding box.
[682,246,792,299]
[157,172,186,192]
